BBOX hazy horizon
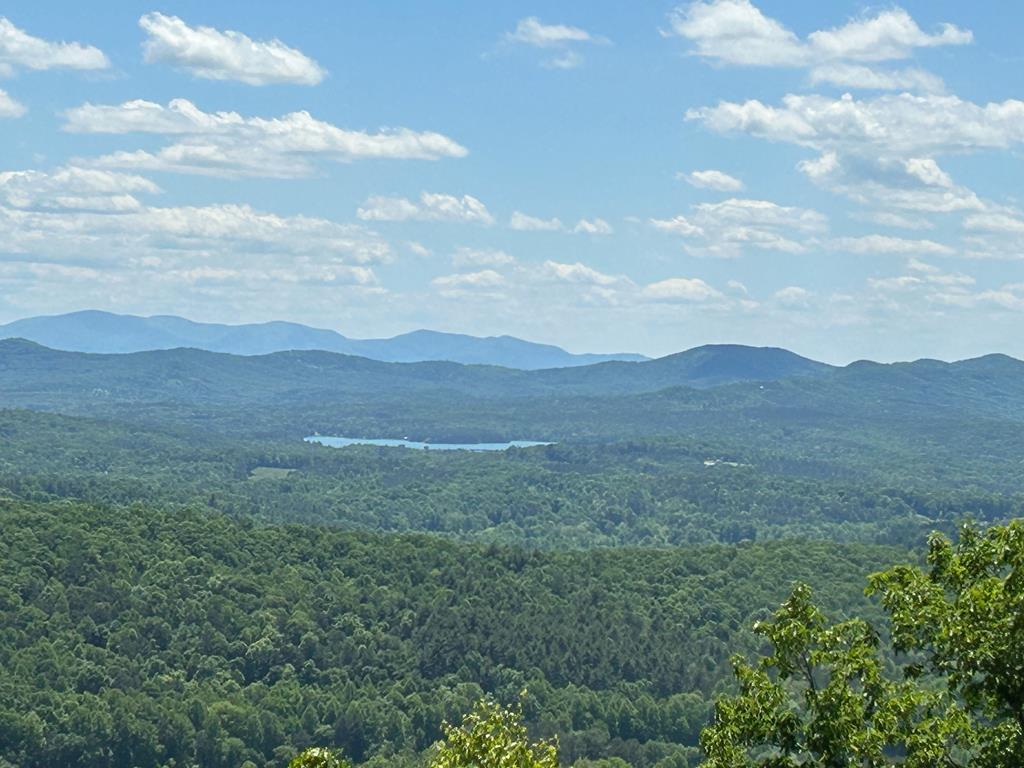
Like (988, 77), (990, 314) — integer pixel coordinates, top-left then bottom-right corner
(5, 306), (1024, 366)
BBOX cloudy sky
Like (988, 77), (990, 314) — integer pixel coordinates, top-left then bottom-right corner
(1, 1), (1022, 362)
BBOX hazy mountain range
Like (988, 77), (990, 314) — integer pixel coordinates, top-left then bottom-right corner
(0, 311), (647, 370)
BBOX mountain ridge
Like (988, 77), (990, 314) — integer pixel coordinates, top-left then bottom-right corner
(0, 310), (647, 370)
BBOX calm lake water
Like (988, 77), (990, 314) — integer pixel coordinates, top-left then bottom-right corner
(305, 436), (553, 451)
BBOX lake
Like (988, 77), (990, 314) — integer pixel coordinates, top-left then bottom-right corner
(305, 436), (553, 451)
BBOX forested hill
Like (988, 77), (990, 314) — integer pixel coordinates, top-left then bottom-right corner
(0, 310), (647, 369)
(0, 337), (829, 405)
(0, 497), (904, 768)
(1, 338), (1022, 442)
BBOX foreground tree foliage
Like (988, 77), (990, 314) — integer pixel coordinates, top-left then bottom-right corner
(701, 522), (1023, 767)
(288, 747), (352, 768)
(429, 697), (558, 768)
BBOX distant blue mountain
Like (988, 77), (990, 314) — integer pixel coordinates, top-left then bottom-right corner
(0, 310), (648, 370)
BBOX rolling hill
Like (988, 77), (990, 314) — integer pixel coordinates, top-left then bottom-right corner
(0, 310), (646, 369)
(0, 337), (833, 409)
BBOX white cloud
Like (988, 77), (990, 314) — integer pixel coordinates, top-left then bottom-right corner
(504, 17), (606, 68)
(797, 152), (983, 214)
(357, 192), (494, 224)
(806, 9), (971, 62)
(0, 201), (391, 266)
(650, 215), (704, 237)
(868, 260), (976, 303)
(666, 0), (803, 66)
(642, 277), (723, 302)
(868, 275), (924, 292)
(808, 64), (944, 93)
(652, 197), (826, 257)
(666, 2), (970, 68)
(573, 217), (613, 235)
(688, 93), (1024, 157)
(541, 260), (623, 286)
(964, 213), (1024, 234)
(0, 174), (392, 321)
(960, 214), (1024, 261)
(509, 211), (564, 231)
(926, 285), (1024, 311)
(139, 12), (325, 85)
(0, 16), (109, 73)
(545, 50), (584, 70)
(64, 99), (468, 178)
(432, 269), (506, 297)
(0, 89), (25, 118)
(507, 17), (595, 47)
(0, 166), (160, 212)
(903, 157), (952, 188)
(694, 198), (826, 231)
(830, 234), (954, 255)
(681, 169), (744, 191)
(773, 285), (811, 306)
(406, 241), (432, 257)
(452, 247), (516, 267)
(906, 258), (941, 275)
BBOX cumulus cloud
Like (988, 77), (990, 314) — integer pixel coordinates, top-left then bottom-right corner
(139, 12), (325, 85)
(651, 197), (826, 257)
(65, 98), (467, 178)
(0, 89), (25, 118)
(0, 16), (109, 74)
(681, 169), (744, 191)
(666, 2), (970, 71)
(711, 93), (995, 219)
(541, 260), (623, 286)
(808, 64), (944, 93)
(642, 277), (723, 302)
(0, 166), (161, 212)
(687, 92), (1024, 157)
(773, 285), (811, 306)
(0, 200), (391, 266)
(507, 17), (595, 46)
(509, 211), (564, 231)
(504, 17), (606, 68)
(423, 251), (740, 319)
(507, 212), (613, 235)
(357, 192), (494, 224)
(0, 166), (396, 325)
(797, 152), (983, 214)
(867, 259), (977, 304)
(406, 241), (432, 257)
(573, 217), (613, 235)
(432, 270), (506, 297)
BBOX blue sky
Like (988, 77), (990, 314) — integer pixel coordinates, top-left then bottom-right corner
(1, 1), (1022, 362)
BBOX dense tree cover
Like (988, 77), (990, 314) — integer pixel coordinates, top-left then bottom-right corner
(2, 340), (1022, 766)
(2, 409), (1018, 550)
(0, 498), (905, 767)
(3, 341), (1024, 496)
(701, 522), (1024, 767)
